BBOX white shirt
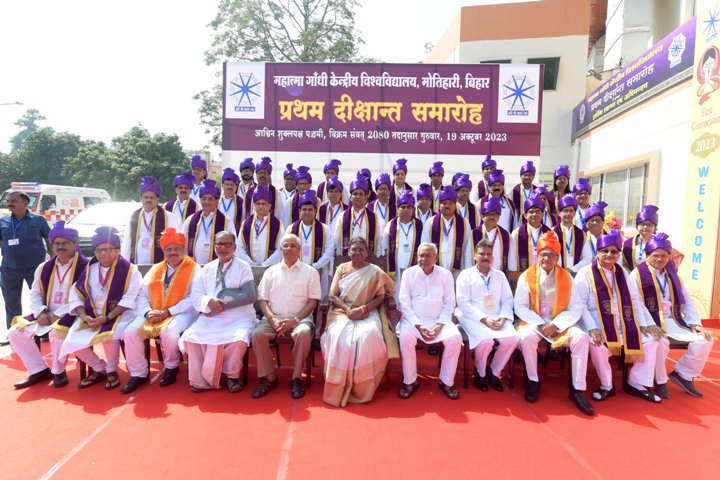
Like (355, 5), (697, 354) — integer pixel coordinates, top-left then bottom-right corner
(420, 214), (472, 271)
(135, 260), (200, 317)
(456, 266), (514, 322)
(258, 259), (322, 323)
(333, 207), (383, 257)
(416, 208), (433, 225)
(574, 205), (589, 229)
(372, 200), (391, 234)
(629, 265), (702, 327)
(284, 222), (334, 270)
(236, 214), (283, 267)
(398, 264), (455, 326)
(497, 195), (514, 232)
(323, 202), (344, 233)
(557, 224), (592, 273)
(479, 226), (505, 271)
(219, 195), (239, 228)
(381, 219), (419, 272)
(183, 211), (229, 266)
(508, 224), (542, 272)
(121, 209), (181, 264)
(513, 267), (583, 331)
(29, 258), (77, 317)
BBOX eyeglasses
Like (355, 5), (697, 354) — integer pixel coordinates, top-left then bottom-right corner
(538, 252), (558, 259)
(94, 247), (118, 254)
(637, 222), (655, 228)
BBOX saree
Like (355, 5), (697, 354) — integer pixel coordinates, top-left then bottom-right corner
(321, 262), (397, 407)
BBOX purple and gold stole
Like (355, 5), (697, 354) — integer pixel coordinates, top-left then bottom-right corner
(554, 224), (585, 267)
(589, 260), (643, 356)
(389, 182), (414, 208)
(13, 253), (89, 332)
(369, 199), (396, 224)
(387, 217), (423, 277)
(318, 202), (347, 224)
(219, 194), (243, 234)
(635, 262), (689, 330)
(238, 181), (256, 200)
(457, 201), (479, 229)
(129, 207), (167, 264)
(430, 212), (466, 270)
(622, 235), (646, 270)
(290, 193), (302, 224)
(240, 214), (282, 263)
(291, 219), (325, 263)
(472, 224), (510, 272)
(164, 197), (197, 222)
(516, 224), (550, 272)
(341, 207), (377, 255)
(317, 181), (326, 202)
(186, 211), (227, 261)
(512, 184), (535, 219)
(476, 180), (488, 201)
(243, 184), (278, 218)
(55, 257), (133, 342)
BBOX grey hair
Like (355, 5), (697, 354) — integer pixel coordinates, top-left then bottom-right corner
(418, 242), (438, 255)
(347, 236), (369, 249)
(475, 239), (493, 251)
(214, 230), (236, 243)
(280, 233), (302, 248)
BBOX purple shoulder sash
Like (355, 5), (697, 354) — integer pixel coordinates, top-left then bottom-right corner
(636, 262), (688, 329)
(430, 213), (465, 270)
(622, 236), (637, 270)
(591, 261), (642, 354)
(291, 219), (325, 263)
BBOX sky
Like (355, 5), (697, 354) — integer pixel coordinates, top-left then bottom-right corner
(0, 0), (501, 157)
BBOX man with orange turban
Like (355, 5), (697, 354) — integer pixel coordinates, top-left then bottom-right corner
(121, 228), (201, 393)
(514, 231), (594, 415)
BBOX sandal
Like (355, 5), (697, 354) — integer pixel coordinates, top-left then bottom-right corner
(591, 387), (616, 401)
(78, 371), (107, 389)
(105, 372), (121, 390)
(225, 376), (244, 393)
(438, 381), (460, 400)
(398, 382), (419, 399)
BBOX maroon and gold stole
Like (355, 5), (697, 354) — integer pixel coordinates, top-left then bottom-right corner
(387, 216), (423, 277)
(129, 207), (167, 264)
(318, 202), (347, 224)
(472, 224), (510, 272)
(589, 261), (643, 356)
(242, 184), (278, 218)
(476, 179), (489, 201)
(369, 199), (396, 224)
(240, 214), (282, 263)
(512, 184), (535, 219)
(516, 223), (550, 272)
(219, 194), (243, 234)
(430, 212), (466, 270)
(389, 182), (414, 208)
(554, 224), (585, 268)
(635, 262), (690, 330)
(186, 210), (227, 261)
(164, 198), (197, 222)
(622, 235), (645, 270)
(340, 207), (377, 255)
(291, 219), (325, 263)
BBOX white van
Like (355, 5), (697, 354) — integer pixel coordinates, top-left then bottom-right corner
(0, 182), (112, 225)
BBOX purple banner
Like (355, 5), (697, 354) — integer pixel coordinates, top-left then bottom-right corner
(223, 62), (543, 156)
(571, 18), (696, 139)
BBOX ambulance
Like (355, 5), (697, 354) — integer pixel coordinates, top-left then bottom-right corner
(0, 182), (111, 225)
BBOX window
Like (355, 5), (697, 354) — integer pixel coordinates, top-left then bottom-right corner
(83, 196), (105, 207)
(480, 59), (511, 64)
(528, 57), (560, 90)
(589, 164), (648, 227)
(40, 195), (56, 211)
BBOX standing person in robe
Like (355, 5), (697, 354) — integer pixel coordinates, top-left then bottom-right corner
(397, 243), (462, 400)
(631, 233), (715, 398)
(512, 161), (537, 220)
(120, 228), (200, 393)
(470, 155), (497, 204)
(514, 231), (594, 415)
(456, 239), (518, 392)
(471, 197), (510, 274)
(317, 176), (347, 233)
(508, 194), (551, 275)
(9, 222), (89, 389)
(219, 168), (243, 234)
(286, 166), (312, 226)
(368, 173), (395, 235)
(279, 163), (297, 203)
(334, 174), (382, 257)
(482, 169), (516, 233)
(573, 178), (592, 229)
(180, 231), (257, 393)
(454, 173), (479, 230)
(358, 168), (377, 202)
(285, 190), (334, 298)
(122, 176), (181, 265)
(533, 185), (559, 228)
(165, 171), (198, 224)
(184, 180), (229, 266)
(381, 192), (423, 302)
(554, 194), (592, 275)
(242, 156), (284, 221)
(237, 185), (283, 267)
(622, 205), (683, 270)
(415, 183), (435, 225)
(390, 158), (414, 208)
(575, 231), (664, 404)
(583, 201), (609, 261)
(59, 227), (143, 390)
(421, 186), (472, 277)
(316, 159), (349, 204)
(321, 237), (396, 407)
(550, 164), (572, 214)
(428, 161), (445, 211)
(237, 157), (256, 204)
(189, 155), (208, 203)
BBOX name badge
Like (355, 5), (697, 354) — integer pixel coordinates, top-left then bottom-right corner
(141, 237), (151, 248)
(483, 293), (495, 311)
(302, 245), (311, 258)
(611, 302), (619, 316)
(202, 242), (211, 252)
(661, 300), (671, 316)
(8, 238), (19, 246)
(402, 243), (411, 253)
(95, 294), (106, 307)
(540, 303), (550, 318)
(53, 292), (64, 304)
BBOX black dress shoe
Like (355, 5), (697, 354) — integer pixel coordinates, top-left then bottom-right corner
(591, 387), (616, 401)
(473, 370), (488, 392)
(569, 389), (595, 416)
(622, 382), (661, 403)
(14, 368), (53, 389)
(487, 368), (504, 392)
(654, 383), (670, 399)
(290, 378), (305, 399)
(159, 367), (179, 387)
(251, 377), (278, 398)
(0, 338), (10, 347)
(669, 371), (703, 398)
(525, 380), (540, 403)
(53, 371), (69, 388)
(120, 375), (149, 394)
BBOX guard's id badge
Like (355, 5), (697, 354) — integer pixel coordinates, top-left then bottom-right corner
(662, 300), (671, 316)
(53, 292), (64, 304)
(302, 245), (311, 257)
(8, 239), (19, 246)
(141, 237), (151, 248)
(402, 243), (411, 253)
(540, 303), (550, 317)
(483, 293), (495, 311)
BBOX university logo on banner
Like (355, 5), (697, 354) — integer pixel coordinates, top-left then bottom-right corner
(497, 64), (540, 124)
(225, 62), (265, 119)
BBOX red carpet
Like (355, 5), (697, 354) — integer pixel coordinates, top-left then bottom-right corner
(2, 332), (719, 480)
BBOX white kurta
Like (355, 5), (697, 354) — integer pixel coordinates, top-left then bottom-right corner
(497, 195), (515, 233)
(236, 214), (283, 267)
(322, 203), (344, 233)
(284, 222), (334, 297)
(457, 201), (479, 227)
(557, 224), (592, 273)
(416, 208), (433, 225)
(371, 200), (391, 236)
(183, 211), (229, 266)
(420, 215), (472, 271)
(169, 198), (191, 226)
(477, 226), (506, 271)
(121, 209), (181, 264)
(218, 196), (239, 229)
(381, 219), (419, 300)
(190, 183), (203, 204)
(333, 208), (383, 257)
(574, 205), (589, 229)
(508, 224), (543, 272)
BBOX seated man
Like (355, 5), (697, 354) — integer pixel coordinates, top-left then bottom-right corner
(59, 227), (143, 390)
(575, 231), (663, 404)
(398, 243), (462, 400)
(180, 231), (257, 393)
(121, 228), (201, 393)
(631, 233), (715, 398)
(251, 234), (321, 399)
(456, 239), (518, 392)
(9, 221), (89, 389)
(514, 231), (594, 415)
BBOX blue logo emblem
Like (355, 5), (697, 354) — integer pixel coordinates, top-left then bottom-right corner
(703, 5), (719, 43)
(502, 75), (535, 117)
(229, 72), (262, 112)
(668, 32), (686, 68)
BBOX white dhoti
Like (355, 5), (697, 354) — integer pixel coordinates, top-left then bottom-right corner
(398, 320), (462, 386)
(123, 312), (198, 378)
(588, 333), (658, 390)
(518, 324), (589, 390)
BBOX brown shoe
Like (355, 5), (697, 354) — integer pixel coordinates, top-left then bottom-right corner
(438, 381), (460, 400)
(398, 382), (419, 399)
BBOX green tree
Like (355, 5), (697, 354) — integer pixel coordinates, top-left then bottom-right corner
(195, 0), (366, 146)
(15, 129), (83, 184)
(10, 109), (52, 152)
(0, 152), (22, 189)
